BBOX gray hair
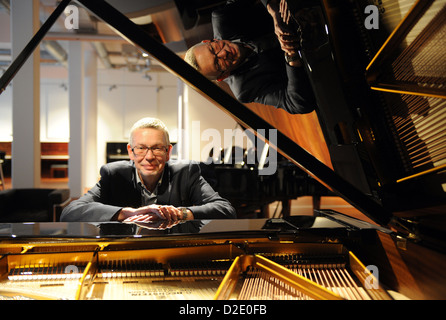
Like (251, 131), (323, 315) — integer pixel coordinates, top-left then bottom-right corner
(184, 43), (202, 71)
(184, 43), (219, 81)
(129, 117), (170, 145)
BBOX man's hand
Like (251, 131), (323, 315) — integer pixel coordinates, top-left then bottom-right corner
(279, 0), (292, 24)
(117, 204), (193, 222)
(267, 0), (300, 56)
(130, 219), (181, 230)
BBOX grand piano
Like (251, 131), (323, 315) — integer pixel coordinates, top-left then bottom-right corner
(0, 0), (445, 301)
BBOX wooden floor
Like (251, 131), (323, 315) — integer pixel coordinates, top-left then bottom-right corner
(1, 176), (371, 223)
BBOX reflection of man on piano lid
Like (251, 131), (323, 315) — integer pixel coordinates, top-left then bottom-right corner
(61, 117), (236, 222)
(184, 0), (317, 115)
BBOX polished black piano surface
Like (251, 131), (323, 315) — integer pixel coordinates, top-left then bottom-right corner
(0, 215), (361, 239)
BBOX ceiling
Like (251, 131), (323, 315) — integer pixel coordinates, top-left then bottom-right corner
(0, 0), (221, 74)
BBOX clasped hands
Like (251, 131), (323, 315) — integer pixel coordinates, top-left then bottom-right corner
(117, 204), (189, 222)
(267, 0), (302, 66)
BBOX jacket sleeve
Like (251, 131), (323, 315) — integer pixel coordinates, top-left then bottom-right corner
(182, 162), (236, 219)
(60, 165), (125, 222)
(252, 64), (316, 114)
(228, 55), (317, 115)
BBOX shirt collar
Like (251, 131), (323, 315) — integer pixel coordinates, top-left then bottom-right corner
(134, 164), (164, 195)
(226, 40), (257, 76)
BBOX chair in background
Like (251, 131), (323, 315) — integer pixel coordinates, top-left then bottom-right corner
(0, 188), (71, 222)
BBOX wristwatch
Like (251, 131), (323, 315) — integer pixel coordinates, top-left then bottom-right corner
(179, 207), (189, 220)
(285, 53), (300, 65)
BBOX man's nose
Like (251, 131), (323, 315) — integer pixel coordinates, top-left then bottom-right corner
(144, 148), (156, 160)
(217, 47), (228, 59)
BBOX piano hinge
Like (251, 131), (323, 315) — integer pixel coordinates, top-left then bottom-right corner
(21, 245), (34, 254)
(395, 235), (407, 250)
(98, 244), (108, 251)
(389, 217), (420, 247)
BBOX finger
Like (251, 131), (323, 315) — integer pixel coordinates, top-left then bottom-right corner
(279, 35), (299, 44)
(284, 10), (291, 24)
(282, 48), (295, 55)
(124, 214), (149, 222)
(160, 205), (178, 221)
(280, 0), (286, 17)
(280, 1), (290, 24)
(157, 221), (170, 229)
(140, 214), (158, 222)
(155, 208), (167, 220)
(159, 206), (170, 220)
(285, 48), (299, 56)
(138, 204), (159, 214)
(141, 204), (166, 219)
(280, 43), (298, 55)
(168, 206), (183, 221)
(279, 39), (299, 52)
(123, 215), (136, 222)
(141, 214), (157, 221)
(281, 41), (299, 50)
(275, 25), (297, 39)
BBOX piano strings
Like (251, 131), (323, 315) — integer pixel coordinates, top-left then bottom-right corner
(237, 263), (370, 300)
(365, 0), (446, 182)
(2, 253), (385, 300)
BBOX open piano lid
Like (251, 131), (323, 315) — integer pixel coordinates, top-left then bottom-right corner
(0, 0), (444, 251)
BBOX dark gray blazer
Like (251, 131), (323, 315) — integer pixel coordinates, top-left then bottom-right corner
(60, 160), (236, 222)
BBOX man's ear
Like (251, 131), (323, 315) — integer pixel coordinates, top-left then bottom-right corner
(202, 39), (220, 43)
(165, 144), (173, 161)
(127, 144), (135, 160)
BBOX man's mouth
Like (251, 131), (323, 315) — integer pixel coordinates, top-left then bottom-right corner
(142, 163), (157, 171)
(229, 46), (240, 65)
(231, 46), (237, 58)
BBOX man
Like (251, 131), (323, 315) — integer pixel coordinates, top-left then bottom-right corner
(184, 0), (317, 115)
(61, 117), (236, 222)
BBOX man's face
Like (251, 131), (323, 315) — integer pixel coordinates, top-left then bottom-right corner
(194, 39), (242, 80)
(127, 128), (171, 183)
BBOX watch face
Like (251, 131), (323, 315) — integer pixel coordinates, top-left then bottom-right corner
(180, 207), (188, 219)
(285, 54), (297, 63)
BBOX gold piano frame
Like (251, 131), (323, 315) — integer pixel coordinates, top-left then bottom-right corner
(0, 236), (390, 300)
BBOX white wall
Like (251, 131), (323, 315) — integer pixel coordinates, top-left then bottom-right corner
(0, 66), (70, 143)
(96, 68), (180, 171)
(0, 63), (243, 188)
(185, 86), (247, 162)
(40, 79), (70, 142)
(0, 86), (12, 141)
